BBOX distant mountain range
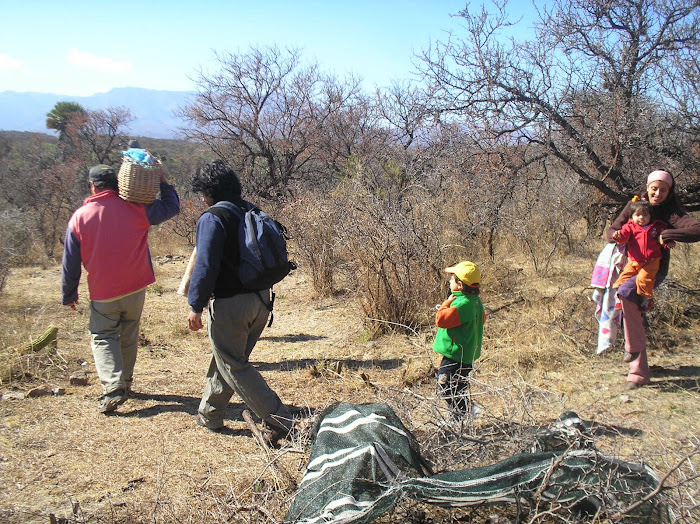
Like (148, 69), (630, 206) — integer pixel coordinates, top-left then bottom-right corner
(0, 87), (194, 139)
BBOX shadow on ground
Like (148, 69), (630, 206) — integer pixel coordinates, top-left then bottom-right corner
(650, 365), (700, 393)
(256, 357), (405, 372)
(590, 422), (643, 438)
(110, 391), (318, 426)
(262, 333), (327, 343)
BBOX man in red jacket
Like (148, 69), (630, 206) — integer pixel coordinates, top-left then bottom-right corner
(61, 164), (179, 413)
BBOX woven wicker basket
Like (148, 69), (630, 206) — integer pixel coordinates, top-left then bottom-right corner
(118, 157), (161, 204)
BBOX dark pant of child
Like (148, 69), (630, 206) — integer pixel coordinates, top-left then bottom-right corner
(436, 356), (473, 418)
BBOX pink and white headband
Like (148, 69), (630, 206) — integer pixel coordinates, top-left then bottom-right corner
(647, 170), (673, 188)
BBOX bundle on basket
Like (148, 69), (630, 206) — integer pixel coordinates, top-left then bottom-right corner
(117, 153), (162, 204)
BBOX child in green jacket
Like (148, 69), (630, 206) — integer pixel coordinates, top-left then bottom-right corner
(433, 261), (485, 418)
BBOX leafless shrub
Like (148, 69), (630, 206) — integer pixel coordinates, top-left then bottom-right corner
(283, 194), (344, 296)
(166, 197), (207, 247)
(331, 176), (447, 336)
(0, 207), (38, 294)
(473, 164), (595, 275)
(0, 140), (80, 258)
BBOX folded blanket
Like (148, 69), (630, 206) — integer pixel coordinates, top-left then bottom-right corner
(591, 243), (626, 354)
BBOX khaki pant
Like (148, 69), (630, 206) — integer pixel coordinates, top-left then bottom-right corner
(89, 289), (146, 395)
(199, 291), (293, 432)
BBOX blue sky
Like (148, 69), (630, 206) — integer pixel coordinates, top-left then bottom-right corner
(1, 1), (540, 97)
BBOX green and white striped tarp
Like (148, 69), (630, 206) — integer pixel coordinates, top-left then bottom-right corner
(284, 403), (667, 523)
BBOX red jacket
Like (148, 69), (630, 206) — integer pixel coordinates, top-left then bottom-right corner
(61, 185), (179, 303)
(616, 220), (666, 262)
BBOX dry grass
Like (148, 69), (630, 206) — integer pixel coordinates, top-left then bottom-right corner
(1, 233), (699, 523)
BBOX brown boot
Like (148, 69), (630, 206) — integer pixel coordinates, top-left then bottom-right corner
(623, 351), (639, 363)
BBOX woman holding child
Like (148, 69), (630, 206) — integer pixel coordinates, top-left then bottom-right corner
(606, 170), (700, 390)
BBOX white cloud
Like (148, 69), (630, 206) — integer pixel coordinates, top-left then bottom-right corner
(66, 49), (132, 73)
(0, 53), (24, 70)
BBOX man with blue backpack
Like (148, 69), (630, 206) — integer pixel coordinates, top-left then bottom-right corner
(187, 160), (295, 442)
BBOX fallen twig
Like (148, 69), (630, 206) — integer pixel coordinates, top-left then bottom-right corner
(613, 445), (700, 520)
(242, 409), (298, 492)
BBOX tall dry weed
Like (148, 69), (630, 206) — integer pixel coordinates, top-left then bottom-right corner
(0, 207), (50, 294)
(282, 195), (342, 296)
(147, 225), (193, 258)
(331, 178), (446, 335)
(0, 282), (77, 386)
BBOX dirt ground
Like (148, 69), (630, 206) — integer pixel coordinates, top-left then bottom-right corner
(0, 254), (698, 523)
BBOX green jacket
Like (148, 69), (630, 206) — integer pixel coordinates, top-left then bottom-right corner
(432, 291), (484, 364)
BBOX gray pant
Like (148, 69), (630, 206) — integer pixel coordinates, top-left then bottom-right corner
(199, 291), (293, 431)
(89, 289), (146, 396)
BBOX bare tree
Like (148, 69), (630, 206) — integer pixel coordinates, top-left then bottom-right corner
(376, 81), (435, 150)
(419, 0), (700, 207)
(0, 137), (84, 258)
(371, 81), (461, 196)
(659, 48), (700, 199)
(316, 90), (389, 185)
(180, 45), (362, 200)
(0, 107), (133, 259)
(64, 107), (133, 166)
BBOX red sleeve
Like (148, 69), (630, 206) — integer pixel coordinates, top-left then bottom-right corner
(435, 300), (462, 329)
(615, 222), (632, 244)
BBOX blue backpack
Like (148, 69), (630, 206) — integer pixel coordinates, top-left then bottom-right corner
(211, 201), (296, 293)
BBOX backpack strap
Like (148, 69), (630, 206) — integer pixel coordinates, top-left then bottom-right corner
(211, 200), (248, 216)
(213, 201), (268, 271)
(211, 201), (277, 326)
(256, 290), (276, 327)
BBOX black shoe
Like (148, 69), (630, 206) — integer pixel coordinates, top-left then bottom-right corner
(98, 389), (127, 414)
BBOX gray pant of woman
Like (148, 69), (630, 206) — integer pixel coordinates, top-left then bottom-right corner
(198, 291), (293, 431)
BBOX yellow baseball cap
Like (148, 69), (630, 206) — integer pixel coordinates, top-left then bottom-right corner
(445, 261), (481, 286)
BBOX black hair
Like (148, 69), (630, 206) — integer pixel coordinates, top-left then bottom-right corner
(629, 200), (651, 216)
(462, 284), (480, 295)
(191, 160), (242, 203)
(92, 178), (118, 191)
